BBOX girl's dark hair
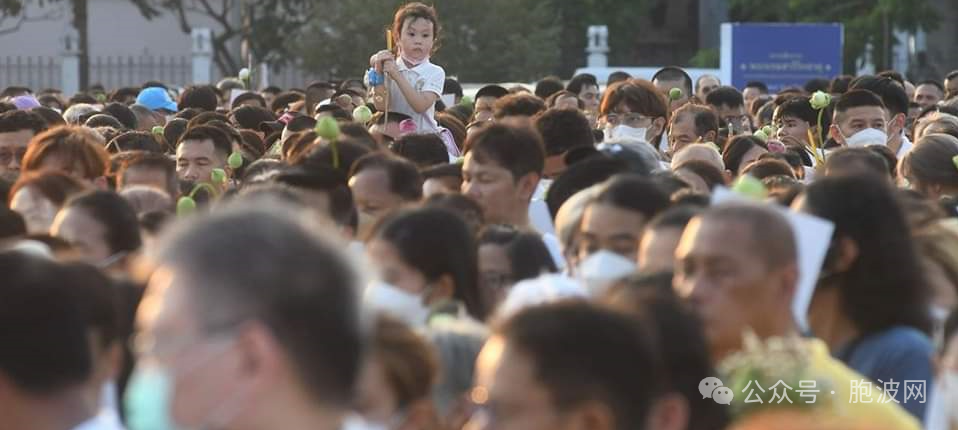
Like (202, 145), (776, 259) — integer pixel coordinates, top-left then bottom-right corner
(721, 135), (767, 176)
(478, 224), (558, 282)
(741, 158), (794, 180)
(374, 207), (484, 320)
(901, 133), (958, 190)
(391, 2), (441, 53)
(803, 175), (932, 335)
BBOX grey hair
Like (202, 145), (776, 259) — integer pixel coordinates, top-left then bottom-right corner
(600, 137), (663, 175)
(62, 103), (98, 126)
(119, 185), (172, 215)
(670, 143), (724, 171)
(915, 112), (958, 140)
(554, 185), (600, 252)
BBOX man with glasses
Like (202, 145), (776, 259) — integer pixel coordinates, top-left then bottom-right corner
(0, 110), (47, 182)
(705, 86), (752, 138)
(125, 201), (363, 430)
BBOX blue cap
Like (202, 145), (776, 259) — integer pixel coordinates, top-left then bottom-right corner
(136, 87), (177, 113)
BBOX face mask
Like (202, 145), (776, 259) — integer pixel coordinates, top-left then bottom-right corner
(927, 371), (958, 430)
(341, 414), (387, 430)
(604, 124), (648, 143)
(124, 362), (181, 430)
(842, 128), (888, 147)
(363, 281), (431, 327)
(576, 250), (637, 296)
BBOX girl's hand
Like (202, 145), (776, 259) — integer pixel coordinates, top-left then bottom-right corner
(369, 50), (395, 72)
(382, 58), (399, 78)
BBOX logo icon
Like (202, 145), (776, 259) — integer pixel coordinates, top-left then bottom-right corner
(699, 377), (724, 399)
(713, 387), (735, 405)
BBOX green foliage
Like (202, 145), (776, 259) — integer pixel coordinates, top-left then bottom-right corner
(728, 0), (940, 73)
(299, 0), (563, 82)
(690, 48), (720, 68)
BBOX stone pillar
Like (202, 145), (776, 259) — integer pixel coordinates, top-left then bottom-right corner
(586, 26), (609, 68)
(192, 28), (213, 84)
(60, 29), (80, 97)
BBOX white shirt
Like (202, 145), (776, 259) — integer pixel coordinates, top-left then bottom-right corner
(388, 58), (445, 133)
(527, 179), (567, 271)
(897, 132), (913, 159)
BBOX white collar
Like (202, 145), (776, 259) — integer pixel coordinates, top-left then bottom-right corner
(398, 56), (429, 72)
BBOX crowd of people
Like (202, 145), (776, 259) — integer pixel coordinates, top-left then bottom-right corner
(4, 2), (958, 430)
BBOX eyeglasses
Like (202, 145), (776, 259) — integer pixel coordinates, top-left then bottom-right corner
(0, 147), (27, 165)
(604, 113), (653, 128)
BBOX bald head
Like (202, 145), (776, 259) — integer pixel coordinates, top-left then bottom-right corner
(670, 143), (724, 171)
(699, 203), (796, 269)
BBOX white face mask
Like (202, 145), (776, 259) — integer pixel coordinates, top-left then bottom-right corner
(363, 281), (430, 327)
(342, 414), (388, 430)
(842, 127), (888, 147)
(927, 371), (958, 430)
(604, 124), (648, 143)
(575, 250), (637, 296)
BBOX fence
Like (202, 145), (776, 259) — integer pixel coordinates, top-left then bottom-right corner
(0, 56), (61, 90)
(89, 56), (192, 89)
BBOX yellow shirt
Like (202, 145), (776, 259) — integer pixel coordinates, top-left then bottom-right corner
(805, 338), (922, 430)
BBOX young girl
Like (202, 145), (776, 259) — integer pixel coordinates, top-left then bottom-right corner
(370, 3), (458, 156)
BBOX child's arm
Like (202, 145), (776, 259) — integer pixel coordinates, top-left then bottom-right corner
(383, 58), (438, 114)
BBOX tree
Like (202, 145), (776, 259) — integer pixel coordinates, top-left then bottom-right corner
(298, 0), (562, 83)
(728, 0), (940, 73)
(147, 0), (315, 77)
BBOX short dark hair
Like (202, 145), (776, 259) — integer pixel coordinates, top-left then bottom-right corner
(300, 139), (373, 175)
(101, 103), (138, 130)
(261, 86), (282, 95)
(645, 204), (701, 232)
(0, 110), (47, 134)
(705, 86), (744, 109)
(118, 151), (177, 196)
(495, 302), (667, 430)
(652, 66), (693, 97)
(829, 75), (854, 95)
(349, 152), (423, 202)
(0, 206), (26, 239)
(178, 85), (219, 112)
(186, 111), (230, 129)
(917, 79), (945, 94)
(31, 107), (66, 128)
(803, 78), (831, 94)
(230, 105), (275, 131)
(108, 131), (166, 154)
(443, 78), (463, 98)
(594, 174), (670, 220)
(774, 95), (817, 125)
(390, 133), (448, 168)
(177, 125), (232, 158)
(162, 118), (189, 150)
(850, 75), (909, 116)
(602, 274), (730, 430)
(741, 158), (795, 180)
(545, 155), (627, 218)
(608, 71), (632, 85)
(231, 92), (268, 110)
(744, 81), (769, 93)
(803, 175), (932, 335)
(534, 77), (564, 100)
(371, 111), (412, 126)
(877, 70), (905, 86)
(599, 80), (669, 126)
(109, 87), (140, 103)
(478, 224), (558, 282)
(63, 190), (142, 254)
(0, 252), (93, 395)
(83, 113), (124, 130)
(374, 207), (484, 320)
(566, 74), (599, 95)
(475, 85), (509, 100)
(535, 108), (593, 156)
(464, 124), (545, 181)
(833, 89), (886, 122)
(270, 91), (305, 114)
(493, 94), (546, 119)
(276, 165), (355, 229)
(824, 147), (890, 179)
(153, 203), (363, 406)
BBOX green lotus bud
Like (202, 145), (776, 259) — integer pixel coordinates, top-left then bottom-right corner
(151, 126), (164, 136)
(353, 105), (373, 124)
(228, 151), (244, 170)
(176, 196), (197, 216)
(753, 129), (769, 142)
(762, 125), (774, 136)
(211, 168), (227, 184)
(952, 155), (958, 172)
(732, 175), (768, 200)
(668, 87), (683, 101)
(95, 93), (106, 103)
(459, 95), (473, 106)
(238, 68), (250, 81)
(810, 91), (831, 110)
(315, 116), (340, 140)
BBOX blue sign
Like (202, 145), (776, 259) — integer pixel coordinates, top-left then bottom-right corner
(721, 23), (843, 93)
